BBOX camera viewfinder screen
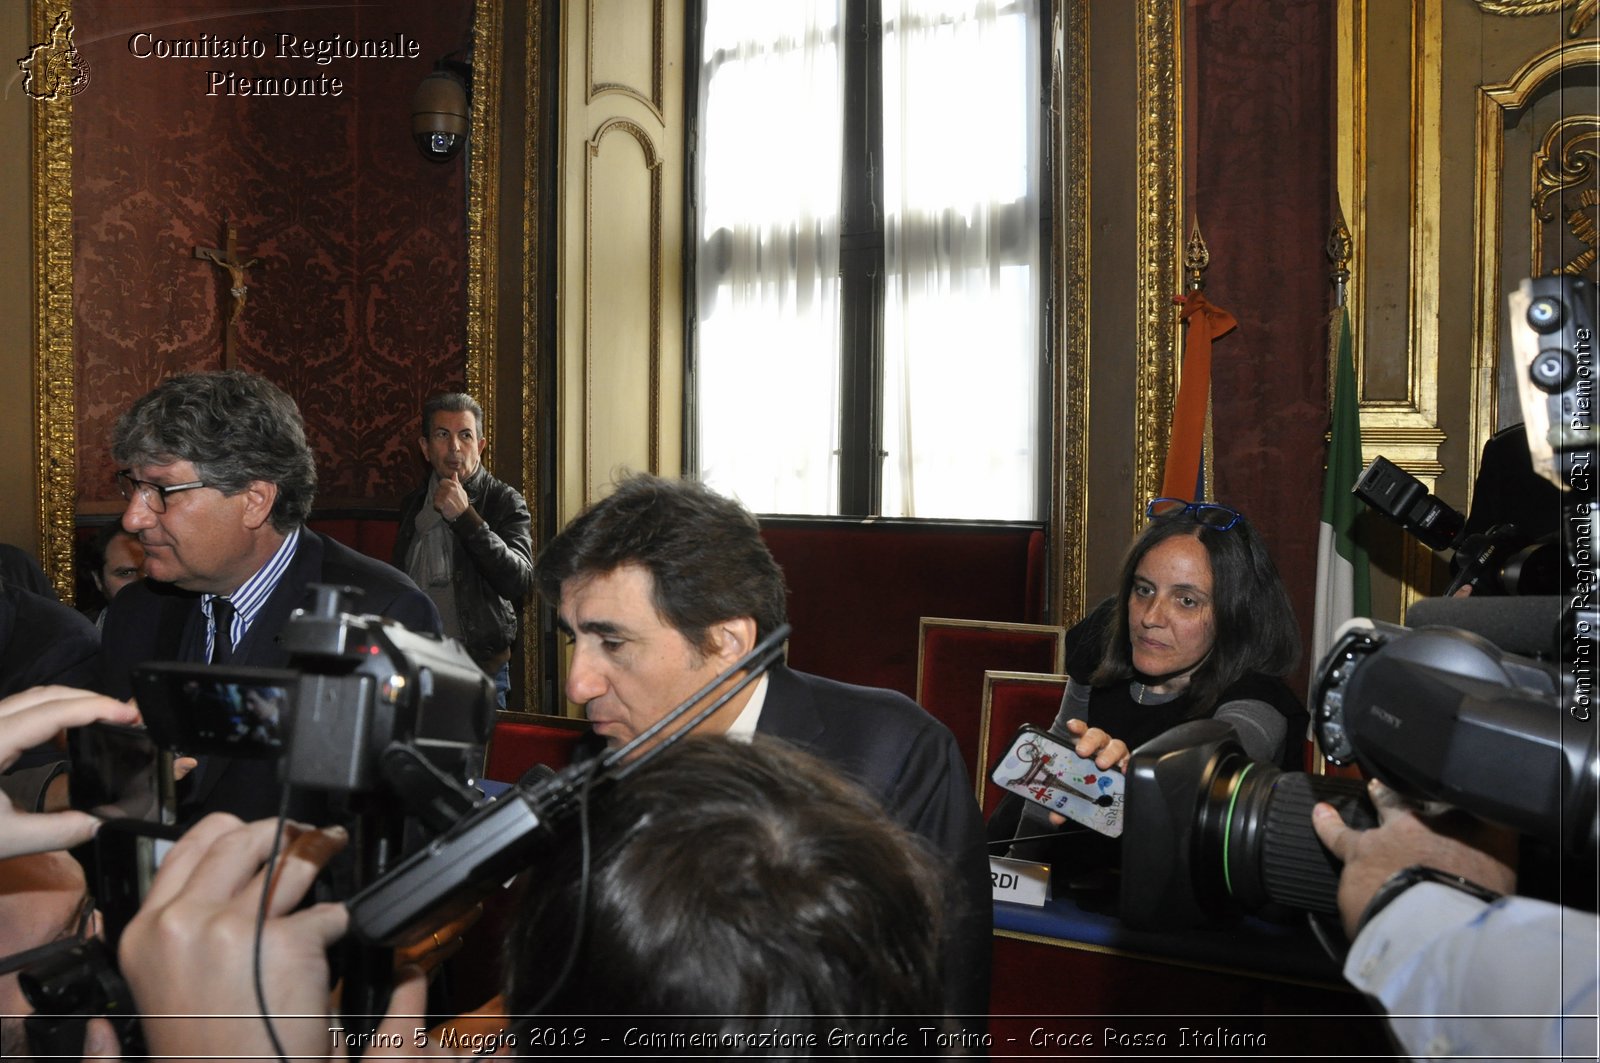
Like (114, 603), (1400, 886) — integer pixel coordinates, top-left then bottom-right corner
(178, 678), (290, 755)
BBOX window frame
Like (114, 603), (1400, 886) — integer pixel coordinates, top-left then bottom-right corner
(684, 0), (1054, 520)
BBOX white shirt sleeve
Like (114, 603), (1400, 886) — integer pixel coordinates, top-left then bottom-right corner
(1344, 882), (1599, 1061)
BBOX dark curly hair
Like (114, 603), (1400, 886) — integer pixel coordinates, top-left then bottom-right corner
(112, 371), (317, 533)
(535, 473), (787, 652)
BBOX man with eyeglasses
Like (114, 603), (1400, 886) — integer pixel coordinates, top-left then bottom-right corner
(96, 370), (439, 823)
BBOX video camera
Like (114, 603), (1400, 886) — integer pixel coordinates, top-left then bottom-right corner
(1119, 618), (1596, 929)
(1117, 274), (1597, 931)
(18, 586), (496, 1059)
(17, 584), (793, 1061)
(1353, 275), (1595, 598)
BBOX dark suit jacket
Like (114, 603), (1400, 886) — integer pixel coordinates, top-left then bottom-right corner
(0, 582), (100, 696)
(0, 582), (103, 811)
(97, 529), (440, 822)
(757, 664), (993, 1019)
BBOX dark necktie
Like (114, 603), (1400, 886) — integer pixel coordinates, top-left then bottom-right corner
(211, 598), (236, 664)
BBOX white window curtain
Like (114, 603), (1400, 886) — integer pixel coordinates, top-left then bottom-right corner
(881, 0), (1041, 520)
(695, 1), (845, 515)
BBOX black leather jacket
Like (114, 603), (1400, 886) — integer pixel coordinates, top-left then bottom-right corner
(393, 466), (534, 666)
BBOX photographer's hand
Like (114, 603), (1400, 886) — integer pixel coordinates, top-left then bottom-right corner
(119, 815), (351, 1062)
(1312, 779), (1518, 938)
(0, 686), (138, 858)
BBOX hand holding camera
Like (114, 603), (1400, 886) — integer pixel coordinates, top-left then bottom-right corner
(1311, 779), (1519, 938)
(117, 814), (429, 1062)
(0, 686), (138, 860)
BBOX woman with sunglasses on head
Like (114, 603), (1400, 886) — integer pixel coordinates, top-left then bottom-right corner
(992, 499), (1306, 877)
(1052, 498), (1306, 774)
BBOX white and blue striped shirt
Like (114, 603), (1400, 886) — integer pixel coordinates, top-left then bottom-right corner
(201, 526), (302, 663)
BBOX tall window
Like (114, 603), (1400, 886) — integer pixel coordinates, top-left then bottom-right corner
(692, 0), (1044, 520)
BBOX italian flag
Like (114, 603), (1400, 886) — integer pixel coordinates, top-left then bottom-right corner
(1310, 305), (1371, 673)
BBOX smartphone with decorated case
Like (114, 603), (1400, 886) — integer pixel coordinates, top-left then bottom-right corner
(990, 723), (1124, 837)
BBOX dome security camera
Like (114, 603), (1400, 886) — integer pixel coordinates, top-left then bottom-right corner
(412, 65), (470, 163)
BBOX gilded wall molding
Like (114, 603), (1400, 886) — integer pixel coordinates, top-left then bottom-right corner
(1337, 0), (1447, 612)
(1337, 0), (1445, 469)
(1532, 118), (1600, 276)
(466, 0), (502, 434)
(1472, 39), (1600, 502)
(1474, 0), (1597, 36)
(582, 117), (663, 502)
(1132, 0), (1184, 535)
(521, 0), (545, 714)
(585, 0), (666, 123)
(31, 0), (76, 602)
(1051, 1), (1090, 625)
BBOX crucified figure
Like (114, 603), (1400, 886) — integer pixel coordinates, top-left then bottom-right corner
(194, 221), (260, 367)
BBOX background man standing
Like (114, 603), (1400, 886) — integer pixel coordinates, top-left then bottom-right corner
(394, 393), (534, 708)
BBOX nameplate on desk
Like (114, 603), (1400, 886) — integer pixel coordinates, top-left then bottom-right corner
(990, 856), (1049, 906)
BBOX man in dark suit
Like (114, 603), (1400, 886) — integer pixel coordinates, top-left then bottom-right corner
(536, 473), (992, 1021)
(97, 371), (439, 823)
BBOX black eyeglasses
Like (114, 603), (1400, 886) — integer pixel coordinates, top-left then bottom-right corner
(116, 470), (210, 513)
(1147, 497), (1243, 530)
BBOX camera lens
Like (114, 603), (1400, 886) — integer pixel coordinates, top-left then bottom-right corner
(429, 132), (458, 155)
(1201, 759), (1374, 914)
(1526, 295), (1564, 333)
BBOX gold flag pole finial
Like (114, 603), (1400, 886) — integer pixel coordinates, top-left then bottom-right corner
(1327, 209), (1353, 309)
(1184, 222), (1210, 291)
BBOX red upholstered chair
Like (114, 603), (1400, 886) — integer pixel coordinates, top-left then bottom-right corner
(761, 520), (1047, 697)
(915, 617), (1065, 784)
(976, 670), (1069, 816)
(483, 713), (589, 783)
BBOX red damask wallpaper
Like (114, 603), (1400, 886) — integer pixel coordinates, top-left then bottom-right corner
(1189, 0), (1335, 689)
(72, 0), (473, 510)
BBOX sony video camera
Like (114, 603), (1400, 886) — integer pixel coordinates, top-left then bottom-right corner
(1118, 618), (1595, 930)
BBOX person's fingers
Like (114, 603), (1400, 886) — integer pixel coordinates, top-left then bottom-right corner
(173, 755), (199, 780)
(1311, 800), (1350, 859)
(1097, 740), (1129, 772)
(275, 899), (350, 950)
(1072, 727), (1108, 757)
(1062, 718), (1088, 737)
(1047, 811), (1067, 828)
(260, 824), (348, 916)
(1367, 779), (1413, 825)
(0, 809), (104, 858)
(80, 1016), (122, 1060)
(0, 685), (110, 719)
(393, 904), (482, 974)
(135, 812), (249, 909)
(0, 691), (139, 767)
(0, 686), (137, 723)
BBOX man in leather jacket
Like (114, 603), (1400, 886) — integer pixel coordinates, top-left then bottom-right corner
(394, 393), (534, 707)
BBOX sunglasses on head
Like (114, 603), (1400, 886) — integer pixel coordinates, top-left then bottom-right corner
(1146, 497), (1243, 530)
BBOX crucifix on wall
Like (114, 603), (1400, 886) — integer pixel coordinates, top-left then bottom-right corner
(194, 218), (260, 368)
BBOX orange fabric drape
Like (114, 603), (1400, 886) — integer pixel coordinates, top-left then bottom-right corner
(1161, 291), (1237, 501)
